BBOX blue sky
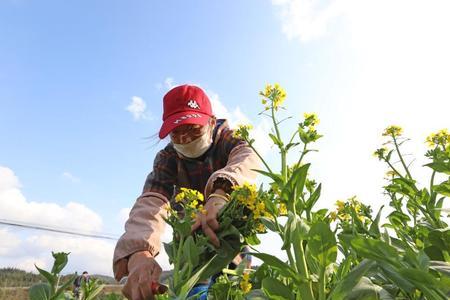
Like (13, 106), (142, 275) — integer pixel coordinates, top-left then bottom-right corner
(1, 0), (449, 274)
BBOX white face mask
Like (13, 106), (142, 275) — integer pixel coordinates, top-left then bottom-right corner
(172, 128), (213, 158)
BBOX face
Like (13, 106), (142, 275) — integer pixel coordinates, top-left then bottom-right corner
(170, 118), (216, 144)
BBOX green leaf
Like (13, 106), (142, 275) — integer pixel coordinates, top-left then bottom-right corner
(245, 233), (261, 245)
(261, 277), (295, 300)
(285, 142), (300, 152)
(403, 249), (429, 271)
(387, 211), (410, 227)
(281, 213), (295, 250)
(398, 268), (448, 300)
(307, 221), (337, 267)
(368, 206), (383, 238)
(433, 181), (450, 197)
(178, 255), (217, 299)
(305, 183), (321, 211)
(281, 163), (310, 203)
(350, 237), (400, 267)
(391, 177), (418, 195)
(183, 236), (199, 267)
(199, 225), (241, 280)
(345, 277), (394, 300)
(29, 283), (51, 300)
(429, 228), (450, 252)
(54, 275), (77, 300)
(377, 262), (415, 293)
(163, 242), (174, 262)
(330, 259), (377, 300)
(249, 252), (299, 282)
(260, 217), (277, 232)
(252, 169), (284, 187)
(35, 265), (56, 289)
(424, 245), (446, 261)
(269, 133), (283, 148)
(51, 252), (69, 275)
(245, 289), (269, 300)
(425, 161), (450, 175)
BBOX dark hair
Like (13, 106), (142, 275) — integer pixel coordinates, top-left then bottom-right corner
(82, 271), (88, 274)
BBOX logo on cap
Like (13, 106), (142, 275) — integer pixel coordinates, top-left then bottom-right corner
(187, 100), (200, 109)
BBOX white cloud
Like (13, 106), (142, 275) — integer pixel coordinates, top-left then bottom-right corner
(270, 0), (450, 195)
(271, 0), (348, 42)
(62, 171), (80, 183)
(126, 96), (151, 121)
(0, 166), (115, 275)
(155, 77), (177, 91)
(0, 228), (21, 256)
(164, 77), (176, 90)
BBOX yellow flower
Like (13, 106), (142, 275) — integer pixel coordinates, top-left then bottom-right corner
(373, 147), (388, 159)
(190, 211), (197, 219)
(240, 273), (252, 294)
(303, 113), (320, 128)
(425, 129), (450, 148)
(198, 204), (207, 215)
(175, 188), (204, 208)
(338, 213), (351, 222)
(358, 214), (366, 222)
(330, 211), (337, 221)
(278, 203), (287, 216)
(259, 83), (287, 111)
(233, 124), (253, 140)
(382, 125), (403, 137)
(175, 191), (185, 203)
(256, 223), (265, 233)
(336, 200), (345, 211)
(385, 170), (397, 178)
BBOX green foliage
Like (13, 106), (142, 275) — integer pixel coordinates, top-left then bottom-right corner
(0, 268), (43, 287)
(80, 278), (104, 300)
(228, 85), (450, 300)
(29, 252), (75, 300)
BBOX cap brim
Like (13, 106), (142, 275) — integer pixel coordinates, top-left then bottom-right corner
(159, 111), (210, 139)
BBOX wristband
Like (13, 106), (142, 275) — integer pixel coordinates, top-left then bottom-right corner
(208, 193), (230, 202)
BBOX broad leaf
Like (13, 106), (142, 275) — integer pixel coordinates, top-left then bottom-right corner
(261, 277), (295, 300)
(308, 222), (337, 267)
(29, 283), (51, 300)
(330, 259), (376, 300)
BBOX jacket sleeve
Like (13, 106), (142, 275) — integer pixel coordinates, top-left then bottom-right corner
(112, 150), (176, 281)
(204, 129), (261, 197)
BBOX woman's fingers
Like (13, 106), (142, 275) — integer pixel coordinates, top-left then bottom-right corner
(191, 214), (201, 232)
(201, 217), (220, 247)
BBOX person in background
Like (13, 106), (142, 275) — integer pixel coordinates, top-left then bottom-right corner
(73, 271), (90, 299)
(113, 84), (259, 300)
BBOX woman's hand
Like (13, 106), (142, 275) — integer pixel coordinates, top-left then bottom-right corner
(191, 190), (228, 247)
(122, 250), (162, 300)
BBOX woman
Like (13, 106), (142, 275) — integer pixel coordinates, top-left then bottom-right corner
(113, 84), (259, 300)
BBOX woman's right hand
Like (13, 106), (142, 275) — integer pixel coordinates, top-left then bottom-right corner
(122, 250), (162, 300)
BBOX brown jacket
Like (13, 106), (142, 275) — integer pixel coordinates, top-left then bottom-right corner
(113, 120), (260, 280)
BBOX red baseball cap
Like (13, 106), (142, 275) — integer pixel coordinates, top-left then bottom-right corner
(159, 84), (213, 139)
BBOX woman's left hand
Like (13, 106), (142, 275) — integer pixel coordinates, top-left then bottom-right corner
(191, 195), (227, 248)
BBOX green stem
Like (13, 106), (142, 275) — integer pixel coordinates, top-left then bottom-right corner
(430, 170), (436, 194)
(271, 107), (286, 182)
(393, 135), (413, 179)
(294, 241), (315, 300)
(296, 143), (308, 167)
(274, 217), (297, 272)
(385, 159), (404, 179)
(318, 266), (326, 300)
(246, 139), (273, 173)
(173, 237), (185, 288)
